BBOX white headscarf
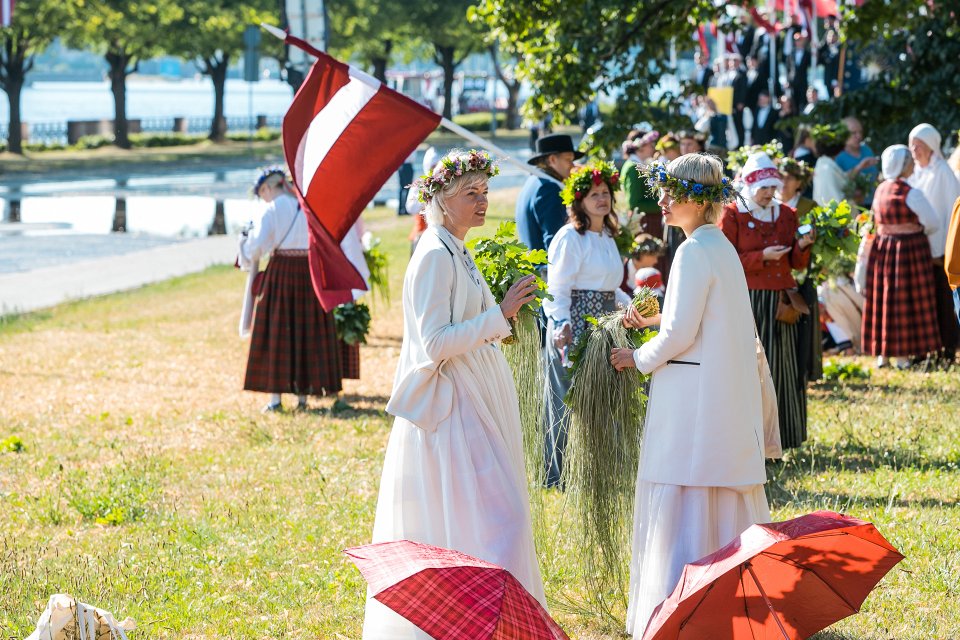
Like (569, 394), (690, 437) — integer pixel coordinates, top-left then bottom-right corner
(881, 144), (911, 181)
(741, 152), (784, 202)
(908, 123), (943, 159)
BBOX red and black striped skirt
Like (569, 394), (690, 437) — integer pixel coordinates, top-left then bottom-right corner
(244, 252), (343, 395)
(862, 233), (941, 357)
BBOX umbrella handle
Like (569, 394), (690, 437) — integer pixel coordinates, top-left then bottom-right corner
(745, 563), (791, 640)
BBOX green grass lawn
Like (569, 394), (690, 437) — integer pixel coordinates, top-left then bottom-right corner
(1, 199), (959, 638)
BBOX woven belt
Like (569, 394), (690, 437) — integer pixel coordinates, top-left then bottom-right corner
(272, 249), (309, 257)
(876, 223), (923, 236)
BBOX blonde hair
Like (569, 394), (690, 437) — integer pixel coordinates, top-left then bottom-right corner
(423, 168), (489, 227)
(665, 153), (726, 223)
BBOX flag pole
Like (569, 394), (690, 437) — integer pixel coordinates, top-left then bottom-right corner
(260, 23), (561, 186)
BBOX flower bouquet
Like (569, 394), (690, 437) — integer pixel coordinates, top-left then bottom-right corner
(562, 287), (660, 592)
(333, 301), (371, 346)
(467, 221), (551, 490)
(799, 199), (861, 283)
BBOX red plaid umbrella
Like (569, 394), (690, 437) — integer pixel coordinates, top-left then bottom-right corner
(345, 540), (568, 640)
(641, 510), (904, 640)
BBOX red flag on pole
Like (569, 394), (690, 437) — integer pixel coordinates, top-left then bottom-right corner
(281, 33), (441, 310)
(1, 0), (16, 27)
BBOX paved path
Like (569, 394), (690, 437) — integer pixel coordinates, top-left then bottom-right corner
(0, 235), (236, 316)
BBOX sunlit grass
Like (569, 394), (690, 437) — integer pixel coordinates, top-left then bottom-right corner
(1, 197), (958, 638)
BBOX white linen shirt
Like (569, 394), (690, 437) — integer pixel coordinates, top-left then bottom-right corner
(812, 155), (848, 206)
(238, 193), (307, 268)
(909, 157), (960, 258)
(542, 223), (631, 324)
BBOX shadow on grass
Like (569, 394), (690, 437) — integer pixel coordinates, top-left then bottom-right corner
(768, 440), (960, 476)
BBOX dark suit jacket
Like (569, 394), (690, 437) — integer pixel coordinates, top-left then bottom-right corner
(751, 107), (779, 145)
(695, 66), (714, 90)
(515, 175), (565, 252)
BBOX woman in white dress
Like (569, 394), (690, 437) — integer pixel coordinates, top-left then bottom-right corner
(364, 150), (545, 639)
(611, 153), (770, 638)
(543, 162), (633, 487)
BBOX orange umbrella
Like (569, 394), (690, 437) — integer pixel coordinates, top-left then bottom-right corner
(641, 510), (903, 640)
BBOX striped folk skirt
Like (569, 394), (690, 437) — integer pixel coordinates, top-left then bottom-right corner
(862, 233), (941, 357)
(749, 289), (807, 450)
(244, 252), (343, 396)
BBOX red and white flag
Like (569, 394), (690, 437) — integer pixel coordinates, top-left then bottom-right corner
(1, 0), (16, 27)
(282, 34), (441, 310)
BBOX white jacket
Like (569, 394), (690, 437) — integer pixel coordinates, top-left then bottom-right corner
(385, 226), (511, 432)
(633, 224), (766, 486)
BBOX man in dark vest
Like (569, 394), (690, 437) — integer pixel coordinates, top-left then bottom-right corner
(515, 133), (582, 252)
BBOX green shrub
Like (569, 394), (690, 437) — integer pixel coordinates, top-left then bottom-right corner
(451, 112), (507, 132)
(24, 141), (68, 152)
(822, 359), (871, 382)
(226, 128), (281, 142)
(129, 132), (206, 148)
(71, 135), (114, 150)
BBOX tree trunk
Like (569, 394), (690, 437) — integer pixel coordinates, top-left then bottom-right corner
(487, 45), (521, 130)
(2, 40), (28, 154)
(208, 55), (229, 142)
(105, 49), (131, 149)
(371, 40), (392, 84)
(436, 45), (456, 120)
(505, 82), (521, 129)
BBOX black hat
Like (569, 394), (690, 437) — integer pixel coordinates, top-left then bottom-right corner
(527, 134), (585, 165)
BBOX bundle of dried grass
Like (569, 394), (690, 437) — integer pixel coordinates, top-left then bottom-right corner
(562, 288), (659, 611)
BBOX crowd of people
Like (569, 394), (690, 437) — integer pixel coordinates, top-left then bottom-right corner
(234, 110), (959, 639)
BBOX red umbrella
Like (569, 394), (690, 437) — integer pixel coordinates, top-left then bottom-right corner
(641, 510), (904, 640)
(345, 540), (568, 640)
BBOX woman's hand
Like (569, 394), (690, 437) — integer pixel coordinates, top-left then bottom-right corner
(797, 227), (816, 250)
(500, 274), (538, 320)
(762, 245), (791, 262)
(610, 347), (638, 371)
(622, 305), (661, 329)
(553, 322), (572, 349)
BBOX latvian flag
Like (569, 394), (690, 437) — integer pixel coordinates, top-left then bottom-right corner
(1, 0), (15, 27)
(282, 35), (441, 310)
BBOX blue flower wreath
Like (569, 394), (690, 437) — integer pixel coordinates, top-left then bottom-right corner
(252, 165), (288, 197)
(638, 160), (741, 206)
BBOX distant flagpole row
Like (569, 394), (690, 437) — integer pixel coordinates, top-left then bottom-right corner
(260, 23), (562, 187)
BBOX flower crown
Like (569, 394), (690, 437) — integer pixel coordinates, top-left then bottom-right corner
(639, 160), (741, 206)
(252, 165), (288, 196)
(779, 156), (814, 186)
(810, 123), (849, 147)
(414, 149), (499, 203)
(630, 234), (664, 258)
(560, 161), (621, 206)
(726, 141), (785, 174)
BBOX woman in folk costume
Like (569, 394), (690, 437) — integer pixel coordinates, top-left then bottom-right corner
(718, 152), (813, 450)
(908, 123), (960, 365)
(778, 157), (823, 381)
(238, 167), (343, 412)
(610, 154), (769, 638)
(862, 145), (942, 367)
(811, 122), (850, 206)
(364, 150), (545, 639)
(620, 130), (663, 234)
(542, 162), (633, 488)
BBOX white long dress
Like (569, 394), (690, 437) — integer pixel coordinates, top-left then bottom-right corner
(625, 225), (771, 638)
(363, 226), (545, 639)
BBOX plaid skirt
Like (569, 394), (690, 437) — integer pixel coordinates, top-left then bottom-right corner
(861, 233), (941, 357)
(244, 252), (343, 395)
(340, 340), (361, 379)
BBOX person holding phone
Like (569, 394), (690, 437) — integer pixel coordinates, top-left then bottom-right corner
(719, 153), (813, 450)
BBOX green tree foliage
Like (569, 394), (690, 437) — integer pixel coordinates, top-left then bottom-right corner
(327, 0), (415, 83)
(0, 0), (72, 154)
(177, 0), (280, 142)
(66, 0), (183, 149)
(812, 1), (960, 149)
(410, 0), (485, 120)
(473, 0), (718, 152)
